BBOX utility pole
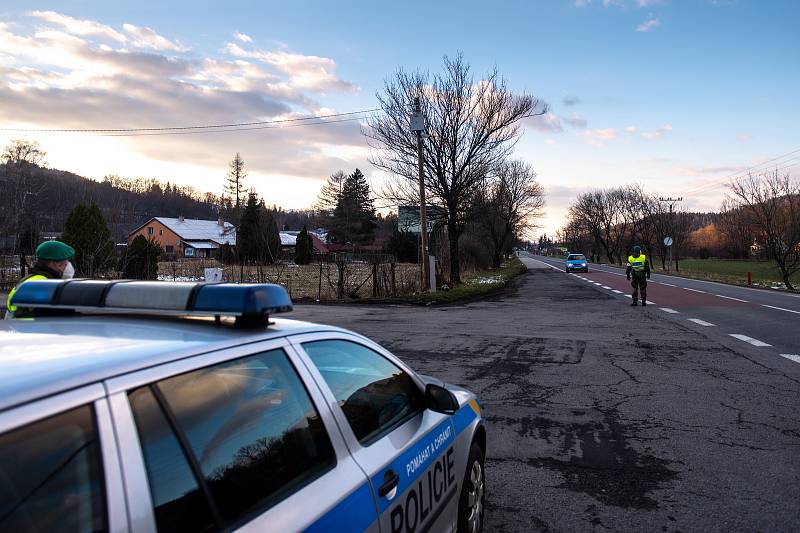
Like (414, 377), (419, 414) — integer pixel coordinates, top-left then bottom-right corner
(658, 196), (682, 271)
(411, 96), (430, 291)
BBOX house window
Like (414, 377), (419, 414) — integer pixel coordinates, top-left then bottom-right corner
(159, 229), (163, 235)
(185, 248), (195, 257)
(147, 227), (153, 236)
(165, 245), (174, 254)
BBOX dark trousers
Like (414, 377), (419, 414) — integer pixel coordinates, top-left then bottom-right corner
(631, 275), (647, 302)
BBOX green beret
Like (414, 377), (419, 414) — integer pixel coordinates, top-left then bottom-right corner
(36, 240), (75, 261)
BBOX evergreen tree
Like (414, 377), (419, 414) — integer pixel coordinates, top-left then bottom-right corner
(223, 152), (247, 221)
(60, 203), (115, 276)
(122, 235), (160, 279)
(237, 193), (280, 264)
(295, 225), (314, 264)
(330, 168), (377, 246)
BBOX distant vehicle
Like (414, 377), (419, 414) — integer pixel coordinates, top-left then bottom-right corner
(565, 253), (589, 272)
(1, 280), (486, 533)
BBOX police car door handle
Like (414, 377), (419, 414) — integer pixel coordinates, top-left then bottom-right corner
(378, 469), (399, 498)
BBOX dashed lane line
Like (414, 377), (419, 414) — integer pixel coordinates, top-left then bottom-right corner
(612, 289), (623, 294)
(779, 354), (800, 364)
(687, 318), (715, 326)
(646, 300), (657, 305)
(729, 334), (772, 347)
(601, 285), (612, 289)
(660, 308), (680, 314)
(684, 288), (706, 293)
(761, 304), (800, 315)
(658, 282), (677, 287)
(715, 294), (749, 303)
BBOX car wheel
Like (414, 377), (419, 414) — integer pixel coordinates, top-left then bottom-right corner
(457, 442), (485, 533)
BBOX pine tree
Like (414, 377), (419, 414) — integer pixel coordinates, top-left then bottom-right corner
(330, 168), (377, 246)
(223, 152), (248, 221)
(122, 235), (161, 279)
(237, 193), (281, 265)
(60, 203), (115, 277)
(295, 225), (314, 264)
(315, 170), (346, 214)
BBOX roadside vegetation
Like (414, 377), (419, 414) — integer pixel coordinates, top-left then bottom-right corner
(402, 257), (527, 305)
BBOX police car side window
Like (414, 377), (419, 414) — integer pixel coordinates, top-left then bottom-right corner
(130, 348), (336, 530)
(302, 340), (426, 445)
(0, 405), (106, 533)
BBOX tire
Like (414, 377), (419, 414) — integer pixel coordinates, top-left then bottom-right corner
(457, 442), (485, 533)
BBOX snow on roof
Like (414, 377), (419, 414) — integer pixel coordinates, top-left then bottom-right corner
(183, 240), (218, 249)
(154, 217), (236, 245)
(279, 231), (297, 246)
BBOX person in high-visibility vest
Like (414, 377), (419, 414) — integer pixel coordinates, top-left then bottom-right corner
(626, 245), (651, 306)
(5, 240), (75, 318)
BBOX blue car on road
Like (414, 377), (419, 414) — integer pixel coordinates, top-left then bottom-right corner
(565, 253), (589, 273)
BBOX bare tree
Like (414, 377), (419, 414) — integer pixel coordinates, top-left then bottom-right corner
(365, 54), (546, 283)
(717, 197), (754, 259)
(727, 170), (800, 289)
(474, 159), (544, 267)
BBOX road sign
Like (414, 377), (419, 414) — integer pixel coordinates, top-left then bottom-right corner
(664, 236), (674, 246)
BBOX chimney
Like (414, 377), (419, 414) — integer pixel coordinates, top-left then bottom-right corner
(179, 215), (185, 223)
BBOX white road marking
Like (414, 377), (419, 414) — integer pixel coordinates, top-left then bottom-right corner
(779, 354), (800, 364)
(729, 334), (772, 347)
(602, 285), (612, 289)
(687, 318), (715, 326)
(592, 282), (602, 285)
(658, 282), (677, 287)
(612, 289), (623, 294)
(715, 294), (749, 303)
(684, 288), (706, 293)
(761, 304), (800, 315)
(646, 300), (657, 305)
(660, 308), (680, 314)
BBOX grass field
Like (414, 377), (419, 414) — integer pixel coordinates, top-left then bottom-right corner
(651, 259), (798, 289)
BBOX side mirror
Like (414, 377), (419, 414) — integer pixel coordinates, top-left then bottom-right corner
(425, 383), (459, 415)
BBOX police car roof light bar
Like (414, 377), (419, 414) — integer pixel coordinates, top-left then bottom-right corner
(9, 279), (293, 322)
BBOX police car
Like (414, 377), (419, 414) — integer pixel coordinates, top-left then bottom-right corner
(0, 280), (486, 533)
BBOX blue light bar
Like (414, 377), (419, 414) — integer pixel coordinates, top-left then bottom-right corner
(9, 280), (293, 321)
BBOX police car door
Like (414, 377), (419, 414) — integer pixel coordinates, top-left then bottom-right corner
(293, 334), (461, 533)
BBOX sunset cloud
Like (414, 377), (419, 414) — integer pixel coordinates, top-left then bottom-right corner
(636, 17), (661, 32)
(123, 23), (188, 52)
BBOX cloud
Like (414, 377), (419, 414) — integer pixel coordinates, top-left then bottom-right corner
(225, 42), (358, 93)
(564, 113), (588, 128)
(624, 125), (637, 134)
(234, 32), (252, 43)
(30, 11), (127, 42)
(0, 16), (367, 188)
(574, 0), (592, 6)
(675, 165), (743, 177)
(636, 17), (661, 32)
(123, 23), (188, 52)
(579, 127), (618, 146)
(737, 132), (752, 142)
(527, 112), (564, 133)
(562, 95), (580, 106)
(636, 0), (663, 6)
(641, 123), (672, 140)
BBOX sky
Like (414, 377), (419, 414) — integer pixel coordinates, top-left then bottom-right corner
(0, 0), (798, 237)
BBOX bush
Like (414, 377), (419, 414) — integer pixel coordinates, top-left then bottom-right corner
(121, 235), (161, 279)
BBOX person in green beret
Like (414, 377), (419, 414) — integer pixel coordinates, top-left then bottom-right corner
(5, 240), (75, 317)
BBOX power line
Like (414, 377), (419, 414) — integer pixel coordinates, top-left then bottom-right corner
(0, 108), (383, 134)
(679, 146), (800, 197)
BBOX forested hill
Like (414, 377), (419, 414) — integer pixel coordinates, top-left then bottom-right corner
(1, 163), (222, 243)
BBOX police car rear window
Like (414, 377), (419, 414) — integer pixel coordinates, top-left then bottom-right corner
(129, 349), (336, 530)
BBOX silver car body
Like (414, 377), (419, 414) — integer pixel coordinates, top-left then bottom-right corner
(0, 314), (484, 533)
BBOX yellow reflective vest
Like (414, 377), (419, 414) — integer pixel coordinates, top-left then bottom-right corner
(6, 274), (47, 314)
(627, 254), (647, 273)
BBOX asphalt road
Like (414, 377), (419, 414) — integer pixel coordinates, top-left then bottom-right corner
(530, 253), (800, 363)
(291, 257), (800, 532)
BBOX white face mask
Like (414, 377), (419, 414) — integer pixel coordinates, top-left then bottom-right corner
(62, 262), (75, 279)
